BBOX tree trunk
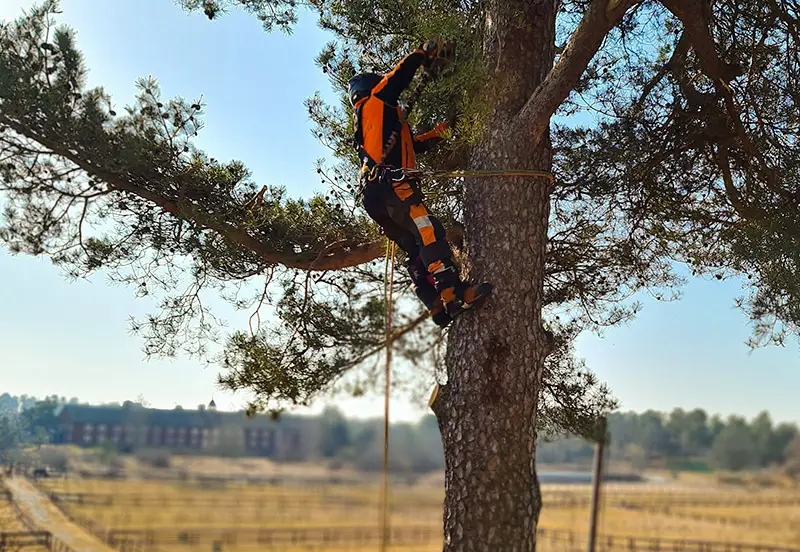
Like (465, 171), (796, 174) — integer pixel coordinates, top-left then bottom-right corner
(431, 1), (556, 550)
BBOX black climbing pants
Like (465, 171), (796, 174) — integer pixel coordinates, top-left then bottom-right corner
(361, 168), (461, 309)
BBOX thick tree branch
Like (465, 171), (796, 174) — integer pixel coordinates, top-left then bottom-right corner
(661, 0), (795, 205)
(714, 146), (800, 240)
(514, 0), (641, 145)
(659, 0), (742, 83)
(714, 145), (764, 223)
(630, 31), (691, 115)
(1, 114), (386, 272)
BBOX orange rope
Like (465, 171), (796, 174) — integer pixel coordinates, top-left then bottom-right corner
(379, 241), (396, 552)
(404, 168), (555, 183)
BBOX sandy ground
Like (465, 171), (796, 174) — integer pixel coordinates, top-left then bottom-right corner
(5, 477), (116, 552)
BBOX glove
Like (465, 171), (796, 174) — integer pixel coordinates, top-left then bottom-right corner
(422, 40), (440, 63)
(432, 122), (449, 138)
(422, 39), (455, 78)
(436, 40), (455, 64)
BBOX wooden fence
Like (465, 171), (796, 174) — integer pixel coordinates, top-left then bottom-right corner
(39, 485), (800, 551)
(537, 528), (800, 552)
(106, 525), (439, 548)
(49, 491), (391, 509)
(0, 531), (79, 552)
(72, 524), (800, 552)
(46, 490), (800, 511)
(616, 501), (784, 530)
(0, 531), (51, 550)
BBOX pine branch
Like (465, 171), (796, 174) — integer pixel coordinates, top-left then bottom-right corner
(514, 0), (641, 146)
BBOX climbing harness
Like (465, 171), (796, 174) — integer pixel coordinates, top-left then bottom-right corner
(355, 70), (434, 199)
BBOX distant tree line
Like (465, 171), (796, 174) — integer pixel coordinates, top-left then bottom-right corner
(540, 409), (800, 475)
(1, 393), (799, 476)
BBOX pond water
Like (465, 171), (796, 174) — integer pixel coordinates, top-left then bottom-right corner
(538, 471), (648, 485)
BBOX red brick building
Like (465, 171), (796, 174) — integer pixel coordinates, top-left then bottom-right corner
(56, 402), (310, 458)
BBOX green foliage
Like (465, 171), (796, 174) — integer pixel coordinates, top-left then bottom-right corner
(784, 436), (800, 480)
(0, 2), (389, 409)
(544, 408), (799, 473)
(0, 414), (22, 451)
(554, 1), (800, 347)
(19, 398), (60, 441)
(179, 0), (298, 33)
(320, 407), (351, 458)
(711, 417), (760, 471)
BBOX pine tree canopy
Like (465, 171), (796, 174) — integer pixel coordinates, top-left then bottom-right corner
(1, 0), (798, 438)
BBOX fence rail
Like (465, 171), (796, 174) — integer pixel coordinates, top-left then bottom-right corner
(49, 491), (391, 509)
(107, 525), (439, 548)
(0, 531), (51, 548)
(46, 489), (800, 512)
(616, 501), (785, 531)
(73, 524), (800, 552)
(538, 528), (800, 552)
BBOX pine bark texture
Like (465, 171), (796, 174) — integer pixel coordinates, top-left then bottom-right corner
(432, 1), (556, 550)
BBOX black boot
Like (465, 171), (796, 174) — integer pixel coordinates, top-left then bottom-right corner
(429, 296), (452, 328)
(443, 282), (493, 319)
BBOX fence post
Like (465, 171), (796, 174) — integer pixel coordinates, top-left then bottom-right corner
(587, 416), (608, 552)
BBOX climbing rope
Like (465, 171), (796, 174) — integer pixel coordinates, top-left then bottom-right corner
(379, 240), (396, 552)
(404, 168), (555, 183)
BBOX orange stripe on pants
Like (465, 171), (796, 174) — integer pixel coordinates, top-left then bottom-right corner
(392, 181), (414, 201)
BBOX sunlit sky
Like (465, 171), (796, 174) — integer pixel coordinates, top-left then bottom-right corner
(1, 0), (798, 424)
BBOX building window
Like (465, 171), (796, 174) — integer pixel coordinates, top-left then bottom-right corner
(112, 425), (122, 444)
(177, 427), (186, 444)
(83, 424), (93, 444)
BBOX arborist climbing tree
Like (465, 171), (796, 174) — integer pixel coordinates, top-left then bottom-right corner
(2, 0), (800, 549)
(349, 40), (492, 328)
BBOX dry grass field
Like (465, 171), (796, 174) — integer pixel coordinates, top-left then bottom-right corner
(0, 499), (29, 533)
(27, 473), (800, 551)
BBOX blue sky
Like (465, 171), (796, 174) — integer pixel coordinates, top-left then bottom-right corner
(1, 0), (798, 425)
